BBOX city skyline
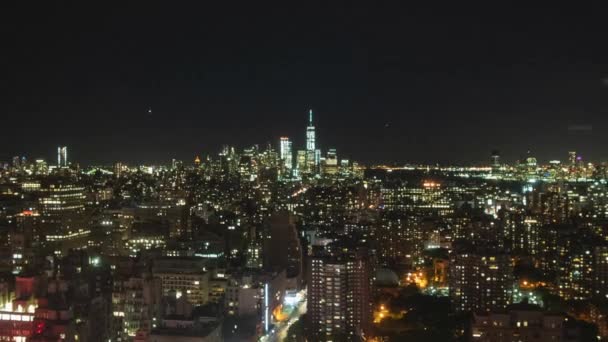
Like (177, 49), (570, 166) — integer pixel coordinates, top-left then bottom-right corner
(2, 3), (608, 164)
(5, 3), (608, 342)
(2, 109), (600, 168)
(0, 106), (602, 168)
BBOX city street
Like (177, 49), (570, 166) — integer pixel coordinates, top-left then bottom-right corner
(261, 290), (307, 342)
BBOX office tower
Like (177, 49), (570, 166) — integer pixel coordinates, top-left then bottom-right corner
(569, 151), (577, 166)
(33, 159), (48, 175)
(57, 146), (68, 167)
(305, 109), (319, 173)
(295, 150), (307, 177)
(491, 150), (500, 168)
(38, 183), (88, 254)
(306, 109), (315, 152)
(449, 249), (513, 312)
(12, 156), (20, 170)
(279, 137), (293, 170)
(323, 148), (338, 175)
(114, 162), (124, 178)
(308, 244), (373, 341)
(39, 184), (86, 215)
(306, 150), (315, 173)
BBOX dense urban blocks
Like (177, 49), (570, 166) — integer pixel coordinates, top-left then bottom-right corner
(2, 5), (607, 340)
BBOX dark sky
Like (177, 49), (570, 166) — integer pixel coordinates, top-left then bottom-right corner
(2, 3), (608, 165)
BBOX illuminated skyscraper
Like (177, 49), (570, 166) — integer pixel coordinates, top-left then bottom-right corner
(303, 109), (319, 173)
(114, 162), (124, 178)
(33, 159), (48, 175)
(279, 137), (293, 170)
(323, 148), (338, 175)
(295, 150), (307, 177)
(57, 146), (68, 167)
(306, 150), (315, 173)
(306, 109), (315, 152)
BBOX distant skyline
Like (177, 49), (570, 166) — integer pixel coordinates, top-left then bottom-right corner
(2, 3), (607, 164)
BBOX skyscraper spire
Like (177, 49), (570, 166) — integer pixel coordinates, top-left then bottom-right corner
(306, 109), (316, 152)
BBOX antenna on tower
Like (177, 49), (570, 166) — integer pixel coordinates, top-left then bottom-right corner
(309, 109), (313, 125)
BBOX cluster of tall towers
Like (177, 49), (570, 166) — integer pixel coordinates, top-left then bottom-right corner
(279, 109), (321, 177)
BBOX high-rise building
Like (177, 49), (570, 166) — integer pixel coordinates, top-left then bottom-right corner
(33, 159), (48, 175)
(279, 137), (293, 171)
(307, 244), (373, 341)
(295, 150), (307, 177)
(594, 246), (608, 299)
(491, 150), (500, 168)
(38, 183), (88, 252)
(263, 212), (302, 282)
(11, 156), (21, 170)
(568, 151), (577, 166)
(306, 150), (315, 173)
(39, 184), (86, 215)
(512, 217), (540, 256)
(244, 226), (263, 269)
(323, 148), (338, 175)
(114, 162), (124, 178)
(557, 241), (594, 301)
(57, 146), (68, 167)
(306, 109), (315, 152)
(449, 249), (513, 312)
(305, 109), (320, 173)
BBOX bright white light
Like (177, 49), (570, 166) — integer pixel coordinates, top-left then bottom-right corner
(264, 283), (269, 333)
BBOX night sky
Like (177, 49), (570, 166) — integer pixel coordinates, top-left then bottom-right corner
(2, 3), (608, 165)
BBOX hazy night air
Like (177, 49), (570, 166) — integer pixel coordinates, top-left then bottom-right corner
(3, 3), (608, 165)
(1, 3), (608, 341)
